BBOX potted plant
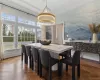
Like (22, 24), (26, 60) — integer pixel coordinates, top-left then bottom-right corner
(88, 23), (100, 43)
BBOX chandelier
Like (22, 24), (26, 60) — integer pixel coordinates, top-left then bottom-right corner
(37, 0), (56, 25)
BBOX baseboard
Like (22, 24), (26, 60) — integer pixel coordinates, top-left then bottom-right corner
(81, 57), (100, 64)
(3, 49), (21, 59)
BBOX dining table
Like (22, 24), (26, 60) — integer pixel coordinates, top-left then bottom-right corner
(27, 43), (73, 59)
(27, 43), (73, 76)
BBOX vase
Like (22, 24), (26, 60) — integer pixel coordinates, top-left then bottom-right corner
(92, 33), (98, 43)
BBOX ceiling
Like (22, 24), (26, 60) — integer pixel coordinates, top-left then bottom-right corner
(0, 0), (96, 22)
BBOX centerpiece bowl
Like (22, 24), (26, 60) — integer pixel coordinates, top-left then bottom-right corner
(40, 40), (51, 45)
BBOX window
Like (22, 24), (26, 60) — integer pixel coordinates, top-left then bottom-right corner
(46, 26), (52, 40)
(3, 24), (14, 50)
(1, 12), (38, 50)
(37, 29), (41, 42)
(18, 17), (35, 26)
(18, 26), (35, 48)
(1, 13), (16, 22)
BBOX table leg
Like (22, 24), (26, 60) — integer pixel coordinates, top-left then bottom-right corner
(58, 61), (62, 76)
(77, 64), (80, 77)
(72, 65), (75, 80)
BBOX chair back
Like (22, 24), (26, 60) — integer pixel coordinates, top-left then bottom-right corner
(21, 45), (26, 54)
(25, 46), (31, 56)
(72, 50), (80, 65)
(31, 47), (39, 62)
(39, 49), (51, 68)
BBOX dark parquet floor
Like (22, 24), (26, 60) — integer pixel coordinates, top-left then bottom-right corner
(0, 56), (100, 80)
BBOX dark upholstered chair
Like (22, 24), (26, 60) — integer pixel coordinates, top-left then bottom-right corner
(25, 46), (32, 69)
(39, 49), (59, 80)
(61, 50), (81, 80)
(31, 47), (40, 75)
(59, 49), (71, 71)
(60, 49), (71, 58)
(21, 45), (27, 64)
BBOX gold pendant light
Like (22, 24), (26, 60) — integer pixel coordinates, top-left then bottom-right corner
(37, 0), (56, 25)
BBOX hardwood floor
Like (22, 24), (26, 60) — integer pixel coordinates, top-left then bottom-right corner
(0, 56), (100, 80)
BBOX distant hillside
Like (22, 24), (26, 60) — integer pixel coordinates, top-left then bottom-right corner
(64, 26), (92, 40)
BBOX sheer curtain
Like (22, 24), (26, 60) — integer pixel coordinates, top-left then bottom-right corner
(51, 23), (64, 44)
(0, 4), (4, 60)
(0, 19), (4, 60)
(56, 23), (64, 44)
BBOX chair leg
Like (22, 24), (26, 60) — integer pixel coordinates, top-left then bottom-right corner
(29, 56), (32, 69)
(39, 62), (42, 77)
(24, 55), (25, 64)
(31, 57), (34, 70)
(77, 64), (80, 77)
(37, 57), (40, 75)
(25, 54), (28, 64)
(66, 64), (68, 71)
(21, 52), (23, 61)
(72, 65), (75, 80)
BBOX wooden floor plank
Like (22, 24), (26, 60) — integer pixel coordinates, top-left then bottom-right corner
(0, 56), (100, 80)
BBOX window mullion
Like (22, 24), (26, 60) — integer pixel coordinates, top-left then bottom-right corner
(14, 17), (18, 49)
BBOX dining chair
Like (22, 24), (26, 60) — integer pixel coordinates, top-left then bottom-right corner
(60, 49), (71, 58)
(59, 49), (71, 71)
(60, 50), (81, 80)
(25, 46), (32, 68)
(21, 45), (27, 64)
(31, 47), (40, 75)
(39, 49), (59, 80)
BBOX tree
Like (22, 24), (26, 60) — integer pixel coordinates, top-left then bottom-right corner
(3, 24), (7, 36)
(18, 32), (21, 36)
(8, 31), (13, 36)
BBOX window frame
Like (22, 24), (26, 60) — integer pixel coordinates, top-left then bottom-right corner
(1, 12), (40, 50)
(2, 22), (15, 50)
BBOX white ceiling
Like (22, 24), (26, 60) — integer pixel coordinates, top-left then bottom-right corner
(0, 0), (96, 22)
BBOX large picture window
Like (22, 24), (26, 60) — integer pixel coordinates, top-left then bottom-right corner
(18, 26), (35, 42)
(18, 17), (35, 26)
(37, 29), (41, 42)
(18, 26), (35, 48)
(3, 24), (14, 50)
(1, 12), (39, 50)
(1, 13), (16, 22)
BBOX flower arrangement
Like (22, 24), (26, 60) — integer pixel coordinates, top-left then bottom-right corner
(88, 23), (100, 43)
(88, 23), (100, 33)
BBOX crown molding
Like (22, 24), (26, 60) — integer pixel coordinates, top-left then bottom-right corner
(0, 2), (37, 17)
